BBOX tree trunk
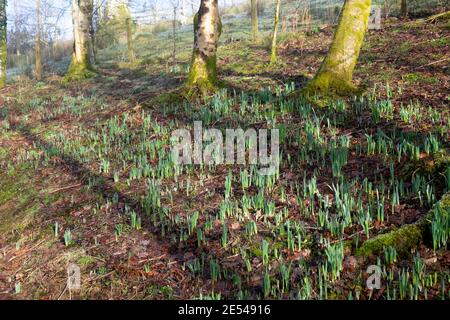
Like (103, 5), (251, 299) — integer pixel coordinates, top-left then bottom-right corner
(0, 0), (7, 88)
(35, 0), (43, 81)
(172, 5), (177, 65)
(89, 12), (97, 64)
(185, 0), (222, 97)
(65, 0), (95, 81)
(126, 17), (135, 63)
(400, 0), (407, 18)
(304, 0), (372, 95)
(270, 0), (281, 65)
(251, 0), (259, 42)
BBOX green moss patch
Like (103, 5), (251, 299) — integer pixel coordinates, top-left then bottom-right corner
(0, 164), (41, 235)
(356, 192), (450, 258)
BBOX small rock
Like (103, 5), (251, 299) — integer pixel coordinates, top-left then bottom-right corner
(424, 257), (437, 265)
(230, 222), (240, 230)
(183, 252), (194, 261)
(344, 256), (358, 271)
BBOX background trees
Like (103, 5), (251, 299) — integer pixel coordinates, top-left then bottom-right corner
(251, 0), (259, 42)
(0, 0), (6, 88)
(34, 0), (43, 80)
(400, 0), (407, 18)
(270, 0), (281, 65)
(2, 0), (447, 87)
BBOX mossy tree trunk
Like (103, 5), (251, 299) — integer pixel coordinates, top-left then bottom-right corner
(251, 0), (259, 43)
(185, 0), (222, 97)
(0, 0), (7, 89)
(65, 0), (96, 81)
(304, 0), (372, 96)
(270, 0), (281, 65)
(400, 0), (407, 18)
(356, 192), (450, 257)
(35, 0), (43, 81)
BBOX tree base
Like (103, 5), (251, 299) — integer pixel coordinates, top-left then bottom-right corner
(184, 80), (218, 99)
(184, 56), (219, 98)
(64, 61), (97, 82)
(302, 72), (359, 97)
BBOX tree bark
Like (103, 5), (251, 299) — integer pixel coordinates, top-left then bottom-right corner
(185, 0), (222, 97)
(35, 0), (43, 81)
(270, 0), (281, 65)
(400, 0), (407, 18)
(0, 0), (7, 88)
(126, 17), (135, 63)
(65, 0), (95, 80)
(304, 0), (372, 95)
(251, 0), (259, 42)
(89, 10), (97, 64)
(172, 5), (177, 65)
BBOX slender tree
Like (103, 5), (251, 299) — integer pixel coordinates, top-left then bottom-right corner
(65, 0), (96, 80)
(400, 0), (407, 18)
(185, 0), (222, 96)
(126, 17), (135, 63)
(251, 0), (259, 42)
(0, 0), (6, 88)
(304, 0), (372, 95)
(171, 0), (179, 65)
(89, 0), (99, 64)
(270, 0), (281, 65)
(116, 3), (135, 64)
(35, 0), (43, 80)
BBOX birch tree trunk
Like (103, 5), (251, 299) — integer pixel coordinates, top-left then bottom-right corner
(65, 0), (95, 80)
(185, 0), (222, 96)
(270, 0), (281, 65)
(35, 0), (43, 80)
(304, 0), (372, 95)
(251, 0), (259, 43)
(0, 0), (6, 88)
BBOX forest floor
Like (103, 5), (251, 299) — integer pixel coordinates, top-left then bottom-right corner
(0, 17), (449, 300)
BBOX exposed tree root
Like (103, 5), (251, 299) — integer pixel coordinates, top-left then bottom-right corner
(356, 192), (450, 257)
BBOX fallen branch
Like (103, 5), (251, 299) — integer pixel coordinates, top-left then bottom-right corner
(48, 183), (83, 194)
(415, 57), (450, 70)
(356, 192), (450, 257)
(425, 11), (450, 23)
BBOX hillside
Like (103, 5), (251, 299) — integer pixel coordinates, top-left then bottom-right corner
(0, 4), (449, 300)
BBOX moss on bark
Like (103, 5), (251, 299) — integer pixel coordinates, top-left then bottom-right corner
(356, 192), (450, 257)
(185, 0), (222, 98)
(64, 0), (96, 82)
(64, 55), (96, 82)
(303, 0), (372, 96)
(186, 51), (219, 97)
